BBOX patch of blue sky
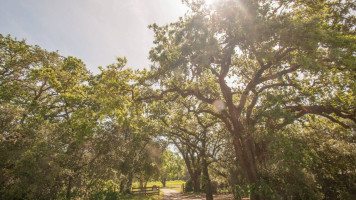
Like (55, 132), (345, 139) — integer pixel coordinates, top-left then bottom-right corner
(0, 0), (188, 74)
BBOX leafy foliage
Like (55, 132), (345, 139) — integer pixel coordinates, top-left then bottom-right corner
(0, 34), (167, 199)
(1, 1), (355, 199)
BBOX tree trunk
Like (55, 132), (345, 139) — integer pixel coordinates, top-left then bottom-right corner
(228, 162), (240, 200)
(192, 169), (201, 193)
(139, 176), (144, 189)
(161, 177), (166, 187)
(202, 141), (213, 200)
(125, 172), (133, 193)
(181, 149), (201, 193)
(231, 131), (260, 200)
(66, 176), (72, 199)
(120, 180), (126, 193)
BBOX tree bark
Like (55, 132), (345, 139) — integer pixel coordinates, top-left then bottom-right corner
(66, 176), (72, 200)
(193, 169), (201, 193)
(139, 176), (144, 189)
(120, 180), (125, 193)
(125, 172), (133, 193)
(180, 146), (201, 193)
(231, 131), (261, 200)
(202, 141), (213, 200)
(161, 177), (166, 187)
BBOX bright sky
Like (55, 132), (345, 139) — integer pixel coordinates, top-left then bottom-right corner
(0, 0), (188, 74)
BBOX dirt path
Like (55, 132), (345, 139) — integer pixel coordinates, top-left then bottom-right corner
(160, 189), (182, 200)
(161, 189), (234, 200)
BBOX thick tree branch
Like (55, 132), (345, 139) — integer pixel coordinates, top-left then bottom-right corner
(287, 105), (355, 122)
(320, 114), (350, 129)
(284, 105), (356, 129)
(257, 65), (299, 84)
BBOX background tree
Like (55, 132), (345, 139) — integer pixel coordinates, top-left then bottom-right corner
(150, 96), (228, 199)
(262, 117), (356, 199)
(159, 150), (186, 187)
(0, 35), (166, 199)
(0, 34), (93, 199)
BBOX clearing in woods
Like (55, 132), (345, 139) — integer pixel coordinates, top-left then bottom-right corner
(160, 188), (234, 200)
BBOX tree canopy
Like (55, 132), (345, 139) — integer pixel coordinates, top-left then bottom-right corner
(1, 0), (355, 199)
(144, 0), (355, 199)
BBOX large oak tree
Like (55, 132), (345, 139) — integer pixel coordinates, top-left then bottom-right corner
(144, 0), (355, 198)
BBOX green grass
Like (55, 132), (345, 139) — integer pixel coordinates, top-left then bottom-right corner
(162, 185), (182, 192)
(165, 180), (185, 186)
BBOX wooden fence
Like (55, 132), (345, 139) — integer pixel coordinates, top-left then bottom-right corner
(131, 186), (160, 196)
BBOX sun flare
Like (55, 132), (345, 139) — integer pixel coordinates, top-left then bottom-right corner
(205, 0), (218, 5)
